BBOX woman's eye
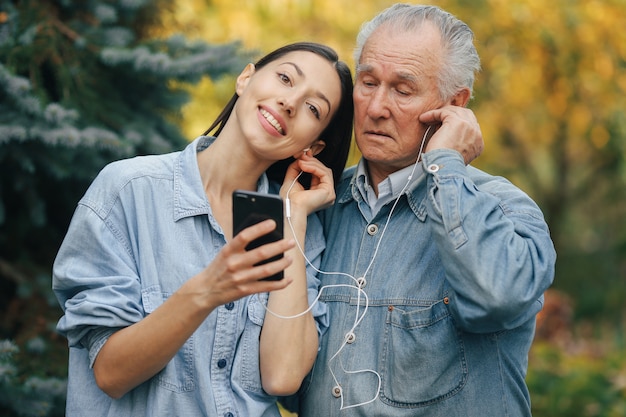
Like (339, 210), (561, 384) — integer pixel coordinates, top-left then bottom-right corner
(307, 103), (321, 119)
(278, 73), (291, 84)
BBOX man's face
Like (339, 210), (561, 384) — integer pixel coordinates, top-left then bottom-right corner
(353, 23), (446, 179)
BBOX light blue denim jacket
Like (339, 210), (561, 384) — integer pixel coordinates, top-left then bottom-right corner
(297, 150), (556, 416)
(53, 136), (328, 417)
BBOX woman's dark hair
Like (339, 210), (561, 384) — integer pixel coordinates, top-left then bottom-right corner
(203, 42), (354, 188)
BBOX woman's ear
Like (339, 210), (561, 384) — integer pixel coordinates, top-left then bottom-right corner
(235, 63), (256, 96)
(295, 140), (325, 159)
(309, 140), (326, 156)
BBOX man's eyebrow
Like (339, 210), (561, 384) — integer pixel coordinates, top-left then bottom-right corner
(357, 63), (417, 83)
(355, 63), (373, 75)
(396, 71), (418, 83)
(283, 61), (332, 114)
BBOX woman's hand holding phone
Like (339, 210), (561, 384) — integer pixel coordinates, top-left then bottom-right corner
(189, 218), (294, 309)
(232, 190), (286, 281)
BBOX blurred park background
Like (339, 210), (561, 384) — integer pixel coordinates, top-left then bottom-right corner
(1, 0), (625, 415)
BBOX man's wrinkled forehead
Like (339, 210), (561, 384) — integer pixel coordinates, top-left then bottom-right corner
(358, 23), (442, 70)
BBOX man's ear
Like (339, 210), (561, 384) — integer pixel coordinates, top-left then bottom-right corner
(450, 87), (471, 107)
(235, 63), (255, 96)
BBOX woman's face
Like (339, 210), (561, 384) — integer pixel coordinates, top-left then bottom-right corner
(233, 50), (342, 161)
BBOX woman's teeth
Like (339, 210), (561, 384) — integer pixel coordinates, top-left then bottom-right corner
(260, 109), (284, 134)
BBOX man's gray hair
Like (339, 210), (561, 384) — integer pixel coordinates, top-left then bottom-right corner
(354, 3), (481, 101)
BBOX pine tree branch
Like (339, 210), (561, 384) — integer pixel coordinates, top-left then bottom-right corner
(46, 16), (98, 53)
(0, 258), (27, 286)
(49, 17), (80, 42)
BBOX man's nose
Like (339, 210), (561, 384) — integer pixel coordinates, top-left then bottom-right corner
(366, 87), (391, 119)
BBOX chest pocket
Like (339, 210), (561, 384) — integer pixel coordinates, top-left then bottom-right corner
(142, 287), (195, 393)
(380, 299), (467, 407)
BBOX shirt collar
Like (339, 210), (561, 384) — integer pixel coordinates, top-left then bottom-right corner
(352, 158), (422, 209)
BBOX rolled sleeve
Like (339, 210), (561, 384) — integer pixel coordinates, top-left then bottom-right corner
(53, 201), (145, 348)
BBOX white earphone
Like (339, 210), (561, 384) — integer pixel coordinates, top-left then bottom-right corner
(261, 125), (436, 410)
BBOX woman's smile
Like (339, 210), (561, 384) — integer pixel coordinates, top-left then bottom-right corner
(258, 107), (286, 136)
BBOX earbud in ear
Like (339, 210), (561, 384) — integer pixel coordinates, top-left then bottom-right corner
(302, 147), (311, 152)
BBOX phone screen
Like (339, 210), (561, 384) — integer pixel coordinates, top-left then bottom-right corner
(232, 190), (284, 281)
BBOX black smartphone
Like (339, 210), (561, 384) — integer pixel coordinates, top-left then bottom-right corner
(232, 190), (284, 281)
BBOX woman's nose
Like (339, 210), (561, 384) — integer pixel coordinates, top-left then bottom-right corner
(277, 95), (297, 116)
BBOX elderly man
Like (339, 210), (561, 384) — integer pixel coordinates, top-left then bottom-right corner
(295, 4), (556, 416)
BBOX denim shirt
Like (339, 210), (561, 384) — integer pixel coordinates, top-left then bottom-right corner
(297, 150), (556, 416)
(53, 136), (328, 417)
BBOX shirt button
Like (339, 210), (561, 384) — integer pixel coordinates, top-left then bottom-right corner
(225, 302), (235, 310)
(217, 359), (227, 369)
(367, 224), (378, 235)
(356, 277), (366, 288)
(427, 163), (440, 173)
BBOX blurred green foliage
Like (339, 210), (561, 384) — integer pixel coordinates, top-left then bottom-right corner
(0, 340), (66, 416)
(529, 340), (626, 416)
(0, 0), (248, 415)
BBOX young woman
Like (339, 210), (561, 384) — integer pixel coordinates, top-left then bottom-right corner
(53, 42), (354, 417)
